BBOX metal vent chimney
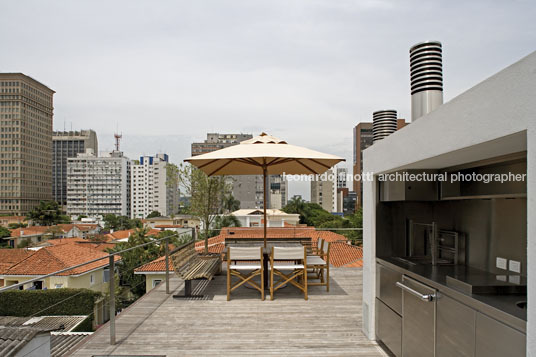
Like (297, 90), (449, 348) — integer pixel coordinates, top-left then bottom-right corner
(372, 110), (398, 143)
(410, 41), (443, 121)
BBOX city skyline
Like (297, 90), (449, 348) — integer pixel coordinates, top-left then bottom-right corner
(2, 0), (535, 199)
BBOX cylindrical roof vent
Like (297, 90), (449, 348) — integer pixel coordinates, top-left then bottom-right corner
(410, 41), (444, 121)
(372, 110), (398, 143)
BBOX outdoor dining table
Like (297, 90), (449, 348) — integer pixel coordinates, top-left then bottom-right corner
(223, 242), (304, 289)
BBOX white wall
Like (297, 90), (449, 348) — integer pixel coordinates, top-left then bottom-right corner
(361, 51), (536, 354)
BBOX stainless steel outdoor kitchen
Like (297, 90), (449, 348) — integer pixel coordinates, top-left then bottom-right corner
(374, 155), (527, 357)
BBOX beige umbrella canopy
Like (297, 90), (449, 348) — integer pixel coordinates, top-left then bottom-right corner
(184, 133), (345, 246)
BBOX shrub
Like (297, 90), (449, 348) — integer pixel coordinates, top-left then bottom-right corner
(0, 288), (101, 317)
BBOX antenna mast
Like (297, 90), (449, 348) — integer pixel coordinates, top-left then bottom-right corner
(114, 132), (122, 151)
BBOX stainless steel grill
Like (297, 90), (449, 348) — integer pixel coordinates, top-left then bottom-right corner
(372, 109), (398, 143)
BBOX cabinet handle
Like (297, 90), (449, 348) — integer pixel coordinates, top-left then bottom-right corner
(396, 281), (435, 302)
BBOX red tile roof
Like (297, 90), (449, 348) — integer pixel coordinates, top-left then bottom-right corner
(46, 237), (86, 245)
(4, 244), (119, 276)
(56, 224), (99, 232)
(9, 226), (50, 237)
(135, 227), (363, 273)
(135, 256), (167, 273)
(105, 228), (160, 241)
(0, 249), (34, 274)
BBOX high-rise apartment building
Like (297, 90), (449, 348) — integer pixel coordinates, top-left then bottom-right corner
(131, 153), (178, 219)
(191, 133), (287, 209)
(191, 133), (253, 155)
(353, 122), (373, 209)
(0, 73), (54, 214)
(53, 130), (98, 207)
(310, 168), (337, 213)
(66, 150), (130, 217)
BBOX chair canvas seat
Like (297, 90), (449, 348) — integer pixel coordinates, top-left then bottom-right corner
(307, 256), (327, 265)
(227, 246), (264, 301)
(229, 264), (262, 270)
(270, 246), (308, 300)
(269, 262), (304, 270)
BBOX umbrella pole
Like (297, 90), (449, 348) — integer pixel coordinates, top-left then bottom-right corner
(263, 166), (267, 248)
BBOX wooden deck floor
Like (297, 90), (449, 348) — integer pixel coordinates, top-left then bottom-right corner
(71, 267), (387, 356)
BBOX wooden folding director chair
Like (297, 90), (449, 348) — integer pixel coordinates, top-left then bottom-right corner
(269, 246), (308, 300)
(307, 240), (330, 292)
(227, 246), (264, 301)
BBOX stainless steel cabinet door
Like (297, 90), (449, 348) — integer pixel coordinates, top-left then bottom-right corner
(399, 275), (436, 357)
(475, 312), (526, 357)
(376, 298), (402, 357)
(376, 263), (402, 314)
(436, 294), (475, 357)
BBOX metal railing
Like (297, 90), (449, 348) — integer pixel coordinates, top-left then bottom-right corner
(0, 227), (197, 346)
(0, 225), (362, 346)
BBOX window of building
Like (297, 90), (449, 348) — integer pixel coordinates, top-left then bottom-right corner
(152, 279), (162, 288)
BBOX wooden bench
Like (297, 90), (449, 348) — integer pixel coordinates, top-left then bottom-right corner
(170, 242), (221, 298)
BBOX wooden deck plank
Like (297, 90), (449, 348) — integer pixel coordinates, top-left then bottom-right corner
(71, 267), (387, 356)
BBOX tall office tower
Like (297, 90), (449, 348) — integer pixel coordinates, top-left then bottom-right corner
(353, 122), (373, 209)
(66, 150), (131, 217)
(310, 168), (337, 213)
(191, 133), (286, 209)
(268, 175), (287, 210)
(131, 153), (178, 219)
(0, 73), (54, 214)
(337, 167), (347, 189)
(53, 130), (98, 207)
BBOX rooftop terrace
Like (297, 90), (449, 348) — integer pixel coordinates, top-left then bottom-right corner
(71, 267), (386, 356)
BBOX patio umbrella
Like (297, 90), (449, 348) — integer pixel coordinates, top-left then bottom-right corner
(184, 133), (345, 247)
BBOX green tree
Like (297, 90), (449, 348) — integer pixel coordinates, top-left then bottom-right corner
(108, 228), (161, 298)
(26, 201), (70, 226)
(45, 225), (65, 239)
(0, 226), (11, 239)
(166, 163), (180, 214)
(8, 223), (27, 229)
(282, 201), (363, 245)
(222, 194), (240, 214)
(178, 163), (232, 254)
(103, 214), (142, 231)
(146, 211), (162, 219)
(283, 196), (306, 220)
(17, 238), (31, 248)
(210, 214), (241, 237)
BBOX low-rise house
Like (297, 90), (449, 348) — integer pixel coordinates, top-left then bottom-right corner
(55, 224), (101, 238)
(0, 249), (34, 287)
(5, 226), (51, 248)
(0, 326), (52, 357)
(0, 316), (91, 357)
(34, 237), (116, 253)
(0, 215), (28, 228)
(144, 215), (200, 229)
(0, 243), (119, 293)
(229, 209), (300, 227)
(4, 224), (101, 248)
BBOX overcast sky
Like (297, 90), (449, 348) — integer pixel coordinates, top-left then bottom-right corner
(2, 0), (535, 199)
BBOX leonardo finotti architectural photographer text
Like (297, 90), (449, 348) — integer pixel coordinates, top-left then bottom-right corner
(284, 171), (526, 184)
